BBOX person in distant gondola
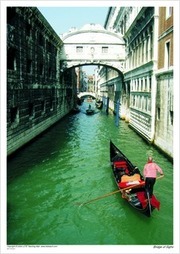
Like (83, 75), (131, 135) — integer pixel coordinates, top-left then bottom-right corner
(88, 104), (91, 109)
(143, 156), (164, 198)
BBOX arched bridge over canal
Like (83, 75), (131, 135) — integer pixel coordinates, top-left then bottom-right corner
(77, 92), (96, 99)
(59, 23), (125, 73)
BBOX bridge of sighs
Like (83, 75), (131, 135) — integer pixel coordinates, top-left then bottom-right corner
(59, 23), (125, 73)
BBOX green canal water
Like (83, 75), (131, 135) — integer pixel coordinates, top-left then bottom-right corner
(7, 101), (173, 247)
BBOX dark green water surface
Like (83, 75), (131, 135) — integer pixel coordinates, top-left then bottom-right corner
(7, 101), (173, 245)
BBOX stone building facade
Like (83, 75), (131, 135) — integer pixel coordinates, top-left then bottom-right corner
(104, 7), (173, 158)
(96, 66), (123, 115)
(105, 7), (158, 141)
(7, 7), (76, 156)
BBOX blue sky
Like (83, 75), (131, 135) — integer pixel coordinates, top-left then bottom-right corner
(38, 7), (109, 36)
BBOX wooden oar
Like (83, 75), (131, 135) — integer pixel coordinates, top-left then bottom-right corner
(76, 189), (122, 206)
(76, 175), (164, 206)
(76, 183), (144, 206)
(157, 174), (164, 180)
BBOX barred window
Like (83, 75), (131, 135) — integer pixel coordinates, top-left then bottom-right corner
(7, 47), (16, 70)
(169, 110), (173, 125)
(27, 59), (32, 74)
(39, 63), (44, 76)
(28, 102), (34, 117)
(102, 47), (108, 53)
(157, 107), (160, 120)
(76, 46), (83, 53)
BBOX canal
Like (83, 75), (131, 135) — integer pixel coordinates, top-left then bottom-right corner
(7, 100), (173, 247)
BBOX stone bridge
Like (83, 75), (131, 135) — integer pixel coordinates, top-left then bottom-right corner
(77, 92), (96, 99)
(59, 23), (125, 73)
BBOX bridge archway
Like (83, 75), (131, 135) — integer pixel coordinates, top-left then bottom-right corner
(77, 92), (96, 99)
(60, 23), (125, 73)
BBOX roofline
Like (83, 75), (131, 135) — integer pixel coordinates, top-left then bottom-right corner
(62, 27), (124, 42)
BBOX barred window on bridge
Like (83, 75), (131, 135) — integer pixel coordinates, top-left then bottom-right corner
(76, 46), (83, 53)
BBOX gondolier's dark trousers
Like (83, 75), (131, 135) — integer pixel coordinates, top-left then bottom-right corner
(145, 177), (156, 198)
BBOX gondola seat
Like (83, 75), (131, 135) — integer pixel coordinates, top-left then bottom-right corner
(113, 161), (129, 174)
(118, 174), (145, 189)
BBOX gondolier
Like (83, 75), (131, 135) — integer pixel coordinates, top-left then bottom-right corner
(143, 157), (164, 198)
(110, 140), (163, 217)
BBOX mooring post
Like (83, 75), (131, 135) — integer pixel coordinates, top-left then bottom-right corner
(106, 97), (109, 114)
(115, 99), (120, 126)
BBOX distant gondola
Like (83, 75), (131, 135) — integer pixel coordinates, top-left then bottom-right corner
(110, 140), (160, 217)
(86, 104), (94, 115)
(86, 108), (94, 115)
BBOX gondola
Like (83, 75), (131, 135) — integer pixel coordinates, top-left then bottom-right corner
(86, 109), (94, 115)
(86, 104), (94, 115)
(110, 140), (160, 217)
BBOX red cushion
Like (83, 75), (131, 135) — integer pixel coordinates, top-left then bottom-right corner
(114, 161), (127, 168)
